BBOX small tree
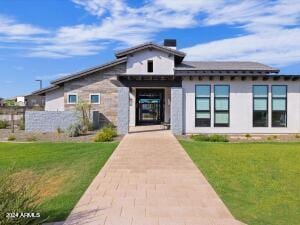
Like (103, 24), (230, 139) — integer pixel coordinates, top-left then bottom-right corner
(75, 100), (92, 132)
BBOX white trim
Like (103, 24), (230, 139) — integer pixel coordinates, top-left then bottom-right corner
(67, 93), (78, 104)
(89, 93), (101, 104)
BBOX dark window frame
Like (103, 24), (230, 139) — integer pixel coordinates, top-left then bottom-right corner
(271, 85), (287, 127)
(214, 85), (230, 127)
(195, 85), (211, 127)
(147, 60), (153, 73)
(253, 85), (268, 127)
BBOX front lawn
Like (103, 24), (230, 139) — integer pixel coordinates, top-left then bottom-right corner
(0, 142), (118, 222)
(180, 141), (300, 225)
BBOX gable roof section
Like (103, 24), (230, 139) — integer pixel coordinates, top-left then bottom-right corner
(115, 42), (186, 62)
(31, 85), (60, 95)
(175, 61), (279, 73)
(51, 57), (127, 85)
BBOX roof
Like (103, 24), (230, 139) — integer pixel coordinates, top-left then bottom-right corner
(175, 61), (279, 72)
(115, 42), (186, 62)
(51, 57), (127, 85)
(31, 85), (60, 95)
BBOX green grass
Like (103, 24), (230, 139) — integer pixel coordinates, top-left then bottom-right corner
(0, 142), (118, 222)
(180, 141), (300, 225)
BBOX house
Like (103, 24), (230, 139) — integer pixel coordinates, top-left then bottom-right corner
(25, 94), (45, 108)
(30, 39), (300, 134)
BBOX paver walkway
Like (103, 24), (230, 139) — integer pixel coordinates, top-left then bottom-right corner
(64, 130), (245, 225)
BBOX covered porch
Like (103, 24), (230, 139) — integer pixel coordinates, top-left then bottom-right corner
(116, 75), (184, 135)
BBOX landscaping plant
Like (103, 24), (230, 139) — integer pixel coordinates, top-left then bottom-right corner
(75, 100), (92, 132)
(7, 135), (16, 141)
(191, 134), (228, 142)
(93, 126), (117, 142)
(0, 120), (9, 129)
(0, 170), (46, 225)
(66, 123), (83, 137)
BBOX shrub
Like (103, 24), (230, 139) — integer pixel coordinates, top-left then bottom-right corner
(18, 120), (25, 130)
(102, 126), (117, 138)
(0, 120), (9, 129)
(191, 134), (228, 142)
(8, 135), (16, 141)
(0, 171), (46, 225)
(93, 131), (113, 142)
(245, 133), (252, 138)
(66, 123), (82, 137)
(26, 135), (37, 142)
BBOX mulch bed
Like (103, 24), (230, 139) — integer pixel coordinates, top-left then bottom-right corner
(0, 129), (122, 143)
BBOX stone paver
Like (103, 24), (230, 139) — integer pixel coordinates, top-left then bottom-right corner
(64, 130), (245, 225)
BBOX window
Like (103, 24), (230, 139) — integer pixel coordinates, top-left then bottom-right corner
(67, 94), (77, 104)
(195, 85), (211, 127)
(253, 85), (268, 127)
(147, 60), (153, 73)
(272, 85), (287, 127)
(214, 85), (230, 127)
(90, 93), (100, 104)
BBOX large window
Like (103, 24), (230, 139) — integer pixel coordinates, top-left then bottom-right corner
(253, 85), (268, 127)
(272, 85), (287, 127)
(214, 85), (230, 127)
(195, 85), (211, 127)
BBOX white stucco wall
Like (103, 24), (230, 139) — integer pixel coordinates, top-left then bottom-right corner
(183, 77), (300, 134)
(45, 87), (64, 111)
(126, 49), (174, 74)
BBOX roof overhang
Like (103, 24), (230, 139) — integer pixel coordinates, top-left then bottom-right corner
(31, 85), (60, 96)
(51, 57), (127, 85)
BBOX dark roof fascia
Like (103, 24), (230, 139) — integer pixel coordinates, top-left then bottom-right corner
(51, 57), (127, 85)
(31, 85), (59, 96)
(174, 68), (279, 72)
(115, 42), (186, 59)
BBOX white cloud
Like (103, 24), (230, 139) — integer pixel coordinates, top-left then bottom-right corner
(0, 15), (48, 38)
(0, 0), (299, 67)
(182, 28), (300, 67)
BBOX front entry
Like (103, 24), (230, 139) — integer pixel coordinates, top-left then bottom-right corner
(136, 89), (164, 125)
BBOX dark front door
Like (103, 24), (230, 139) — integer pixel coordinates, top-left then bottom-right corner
(136, 89), (164, 125)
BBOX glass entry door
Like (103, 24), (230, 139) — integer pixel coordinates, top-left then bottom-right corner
(136, 89), (164, 125)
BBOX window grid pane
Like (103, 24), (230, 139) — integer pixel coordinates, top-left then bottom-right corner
(214, 85), (229, 127)
(195, 85), (211, 127)
(272, 85), (287, 127)
(253, 85), (268, 127)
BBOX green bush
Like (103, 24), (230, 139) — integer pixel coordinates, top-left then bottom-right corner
(191, 134), (228, 142)
(0, 120), (9, 129)
(93, 131), (113, 142)
(66, 123), (82, 137)
(8, 135), (16, 141)
(0, 171), (46, 225)
(101, 127), (117, 138)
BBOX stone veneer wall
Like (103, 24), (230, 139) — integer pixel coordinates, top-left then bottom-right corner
(171, 87), (183, 135)
(63, 63), (126, 126)
(25, 111), (79, 132)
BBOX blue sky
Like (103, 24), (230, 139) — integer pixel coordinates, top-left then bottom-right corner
(0, 0), (299, 98)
